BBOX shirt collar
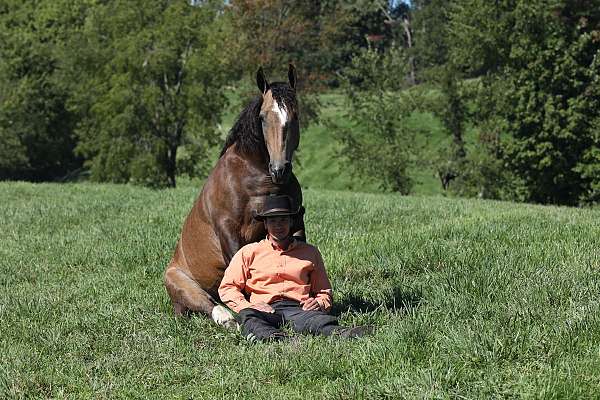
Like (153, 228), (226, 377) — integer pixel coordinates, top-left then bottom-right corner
(265, 235), (296, 251)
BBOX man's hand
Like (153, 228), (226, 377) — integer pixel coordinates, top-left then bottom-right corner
(300, 297), (321, 311)
(251, 301), (275, 313)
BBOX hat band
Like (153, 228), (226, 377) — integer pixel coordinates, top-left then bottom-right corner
(255, 207), (299, 220)
(262, 208), (295, 214)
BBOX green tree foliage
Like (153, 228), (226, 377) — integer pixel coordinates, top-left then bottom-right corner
(411, 0), (453, 79)
(65, 0), (230, 188)
(448, 0), (516, 76)
(450, 0), (600, 205)
(428, 65), (467, 191)
(319, 1), (394, 81)
(335, 46), (423, 194)
(0, 1), (86, 180)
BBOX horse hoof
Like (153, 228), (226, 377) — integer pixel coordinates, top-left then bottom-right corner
(173, 302), (186, 316)
(212, 305), (238, 330)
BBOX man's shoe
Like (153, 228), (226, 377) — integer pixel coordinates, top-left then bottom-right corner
(245, 331), (290, 343)
(266, 331), (291, 342)
(335, 325), (375, 339)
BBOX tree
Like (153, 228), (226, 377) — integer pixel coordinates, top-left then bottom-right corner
(448, 0), (600, 205)
(411, 0), (450, 71)
(429, 65), (467, 191)
(335, 45), (423, 194)
(0, 1), (86, 181)
(67, 0), (230, 187)
(375, 0), (415, 84)
(447, 0), (516, 77)
(411, 0), (453, 81)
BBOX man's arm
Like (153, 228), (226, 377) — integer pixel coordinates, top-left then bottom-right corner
(309, 249), (333, 312)
(218, 248), (253, 313)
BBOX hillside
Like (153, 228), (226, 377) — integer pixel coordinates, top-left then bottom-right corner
(1, 182), (599, 398)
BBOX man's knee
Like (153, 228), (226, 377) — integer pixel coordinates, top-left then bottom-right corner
(238, 307), (271, 322)
(295, 311), (338, 334)
(237, 307), (262, 323)
(237, 307), (283, 327)
(237, 308), (285, 341)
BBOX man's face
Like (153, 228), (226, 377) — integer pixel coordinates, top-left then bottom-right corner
(265, 216), (291, 241)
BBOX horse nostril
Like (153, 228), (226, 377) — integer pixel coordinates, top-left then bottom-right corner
(269, 162), (290, 182)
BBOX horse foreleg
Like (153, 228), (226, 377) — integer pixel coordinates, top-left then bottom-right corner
(214, 218), (243, 265)
(164, 267), (214, 315)
(164, 267), (236, 329)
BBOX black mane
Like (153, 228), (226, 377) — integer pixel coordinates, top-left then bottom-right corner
(220, 82), (297, 158)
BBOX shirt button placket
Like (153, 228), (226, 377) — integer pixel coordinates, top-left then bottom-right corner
(280, 255), (284, 294)
(280, 257), (285, 295)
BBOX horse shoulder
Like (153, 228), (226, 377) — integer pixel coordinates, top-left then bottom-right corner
(203, 152), (248, 206)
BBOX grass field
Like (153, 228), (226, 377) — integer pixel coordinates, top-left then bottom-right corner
(2, 182), (599, 398)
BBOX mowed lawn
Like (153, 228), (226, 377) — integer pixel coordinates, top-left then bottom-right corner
(1, 182), (599, 399)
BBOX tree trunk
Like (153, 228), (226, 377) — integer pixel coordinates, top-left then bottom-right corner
(402, 16), (416, 86)
(454, 136), (466, 159)
(166, 145), (177, 188)
(438, 170), (457, 191)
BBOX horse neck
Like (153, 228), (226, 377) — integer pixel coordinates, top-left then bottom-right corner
(222, 95), (271, 165)
(234, 141), (269, 170)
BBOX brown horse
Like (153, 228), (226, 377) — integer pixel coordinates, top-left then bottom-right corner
(164, 65), (305, 327)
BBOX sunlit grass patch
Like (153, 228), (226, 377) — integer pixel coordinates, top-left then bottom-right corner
(1, 182), (599, 398)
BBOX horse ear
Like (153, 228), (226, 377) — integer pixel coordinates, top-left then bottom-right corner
(288, 64), (297, 89)
(256, 67), (269, 94)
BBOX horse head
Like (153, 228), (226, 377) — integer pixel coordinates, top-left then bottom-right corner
(257, 64), (299, 185)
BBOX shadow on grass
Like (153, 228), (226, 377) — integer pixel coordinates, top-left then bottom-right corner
(331, 286), (423, 316)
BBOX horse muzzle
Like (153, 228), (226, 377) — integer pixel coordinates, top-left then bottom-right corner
(269, 161), (291, 184)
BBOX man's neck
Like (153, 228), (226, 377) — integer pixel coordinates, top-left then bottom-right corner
(268, 234), (292, 250)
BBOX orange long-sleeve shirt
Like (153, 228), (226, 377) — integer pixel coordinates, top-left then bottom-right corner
(218, 237), (333, 313)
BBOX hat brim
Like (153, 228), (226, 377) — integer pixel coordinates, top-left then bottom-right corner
(254, 209), (298, 221)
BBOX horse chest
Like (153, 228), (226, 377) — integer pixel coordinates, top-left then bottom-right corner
(242, 219), (266, 243)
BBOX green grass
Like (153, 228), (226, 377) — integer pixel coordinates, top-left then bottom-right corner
(2, 182), (599, 398)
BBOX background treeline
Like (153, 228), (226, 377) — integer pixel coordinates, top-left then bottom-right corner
(0, 0), (599, 206)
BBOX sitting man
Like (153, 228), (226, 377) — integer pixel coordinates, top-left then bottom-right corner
(219, 194), (371, 342)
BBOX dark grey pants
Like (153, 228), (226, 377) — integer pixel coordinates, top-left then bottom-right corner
(237, 300), (340, 341)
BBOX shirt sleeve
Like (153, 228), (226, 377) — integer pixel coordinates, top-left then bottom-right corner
(218, 247), (253, 313)
(309, 248), (333, 313)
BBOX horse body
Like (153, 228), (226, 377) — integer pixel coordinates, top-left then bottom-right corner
(164, 66), (304, 325)
(168, 145), (304, 298)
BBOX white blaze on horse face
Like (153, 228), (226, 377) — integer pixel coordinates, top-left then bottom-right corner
(272, 99), (288, 128)
(261, 92), (289, 166)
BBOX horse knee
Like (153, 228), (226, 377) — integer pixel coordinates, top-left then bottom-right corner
(173, 302), (187, 316)
(163, 267), (214, 315)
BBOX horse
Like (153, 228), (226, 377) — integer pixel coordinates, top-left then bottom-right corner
(164, 65), (305, 328)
